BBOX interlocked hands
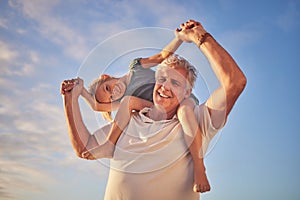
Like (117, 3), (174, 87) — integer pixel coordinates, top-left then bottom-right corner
(60, 77), (83, 98)
(175, 19), (207, 45)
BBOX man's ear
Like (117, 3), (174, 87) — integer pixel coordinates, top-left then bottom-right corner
(184, 88), (192, 99)
(100, 74), (110, 80)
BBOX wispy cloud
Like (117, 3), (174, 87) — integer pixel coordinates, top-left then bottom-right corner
(0, 40), (37, 77)
(0, 18), (9, 29)
(0, 80), (63, 198)
(0, 41), (18, 62)
(0, 78), (109, 198)
(0, 1), (232, 199)
(0, 159), (51, 199)
(8, 0), (89, 61)
(6, 0), (201, 63)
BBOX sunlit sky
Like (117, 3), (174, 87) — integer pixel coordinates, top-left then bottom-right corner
(1, 0), (300, 200)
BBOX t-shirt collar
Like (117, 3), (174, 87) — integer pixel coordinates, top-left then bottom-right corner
(139, 107), (178, 124)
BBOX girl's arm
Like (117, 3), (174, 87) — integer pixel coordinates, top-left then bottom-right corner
(81, 87), (96, 110)
(81, 86), (121, 112)
(140, 37), (183, 68)
(107, 96), (153, 144)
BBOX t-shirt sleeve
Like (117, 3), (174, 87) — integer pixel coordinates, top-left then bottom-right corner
(129, 58), (143, 71)
(189, 93), (200, 105)
(194, 103), (225, 155)
(93, 123), (112, 145)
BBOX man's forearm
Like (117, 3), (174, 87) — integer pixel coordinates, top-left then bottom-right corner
(198, 33), (247, 115)
(199, 34), (246, 89)
(64, 94), (94, 157)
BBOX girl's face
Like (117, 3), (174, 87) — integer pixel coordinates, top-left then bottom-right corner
(95, 78), (127, 103)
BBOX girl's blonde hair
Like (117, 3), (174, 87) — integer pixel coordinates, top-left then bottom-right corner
(88, 75), (115, 122)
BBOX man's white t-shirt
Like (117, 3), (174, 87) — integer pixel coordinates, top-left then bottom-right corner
(94, 103), (223, 200)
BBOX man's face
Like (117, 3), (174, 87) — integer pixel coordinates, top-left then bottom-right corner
(153, 66), (191, 116)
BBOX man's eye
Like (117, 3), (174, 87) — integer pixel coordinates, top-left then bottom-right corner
(172, 80), (180, 86)
(158, 77), (165, 83)
(106, 86), (110, 92)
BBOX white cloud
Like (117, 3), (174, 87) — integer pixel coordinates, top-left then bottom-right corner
(0, 80), (69, 198)
(0, 40), (39, 77)
(0, 63), (34, 77)
(0, 18), (8, 29)
(7, 0), (202, 64)
(9, 0), (89, 61)
(0, 159), (52, 191)
(8, 0), (60, 22)
(15, 28), (27, 34)
(9, 0), (198, 59)
(0, 1), (222, 199)
(29, 51), (39, 63)
(0, 41), (18, 61)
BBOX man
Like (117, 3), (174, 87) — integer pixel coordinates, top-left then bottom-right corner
(61, 20), (246, 199)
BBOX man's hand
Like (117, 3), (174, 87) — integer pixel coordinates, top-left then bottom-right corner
(60, 77), (83, 98)
(175, 19), (207, 44)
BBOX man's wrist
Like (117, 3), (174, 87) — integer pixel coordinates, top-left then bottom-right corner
(64, 92), (79, 102)
(197, 32), (212, 47)
(72, 94), (80, 101)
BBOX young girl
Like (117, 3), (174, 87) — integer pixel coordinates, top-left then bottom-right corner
(79, 34), (210, 193)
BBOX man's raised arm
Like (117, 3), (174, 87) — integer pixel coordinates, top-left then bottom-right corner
(61, 78), (99, 159)
(176, 20), (247, 128)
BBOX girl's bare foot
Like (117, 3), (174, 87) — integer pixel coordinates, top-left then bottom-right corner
(193, 167), (211, 193)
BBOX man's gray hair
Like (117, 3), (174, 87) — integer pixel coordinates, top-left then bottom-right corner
(156, 54), (197, 88)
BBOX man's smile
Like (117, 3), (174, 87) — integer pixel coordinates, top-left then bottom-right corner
(157, 89), (171, 99)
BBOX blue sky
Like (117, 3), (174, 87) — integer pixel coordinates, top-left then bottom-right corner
(0, 0), (299, 199)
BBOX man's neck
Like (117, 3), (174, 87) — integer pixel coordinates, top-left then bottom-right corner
(147, 106), (177, 121)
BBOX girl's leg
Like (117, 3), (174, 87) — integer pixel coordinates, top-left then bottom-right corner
(177, 99), (210, 193)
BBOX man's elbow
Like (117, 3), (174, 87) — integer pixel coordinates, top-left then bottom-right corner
(75, 150), (84, 158)
(75, 150), (96, 160)
(231, 70), (247, 93)
(226, 73), (247, 97)
(240, 73), (247, 90)
(237, 74), (247, 93)
(72, 145), (90, 160)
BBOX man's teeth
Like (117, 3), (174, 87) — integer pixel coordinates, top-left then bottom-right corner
(159, 92), (169, 98)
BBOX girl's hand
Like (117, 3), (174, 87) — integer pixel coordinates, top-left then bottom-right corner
(60, 77), (83, 98)
(175, 19), (207, 44)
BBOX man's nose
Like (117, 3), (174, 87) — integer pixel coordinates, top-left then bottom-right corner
(161, 80), (171, 90)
